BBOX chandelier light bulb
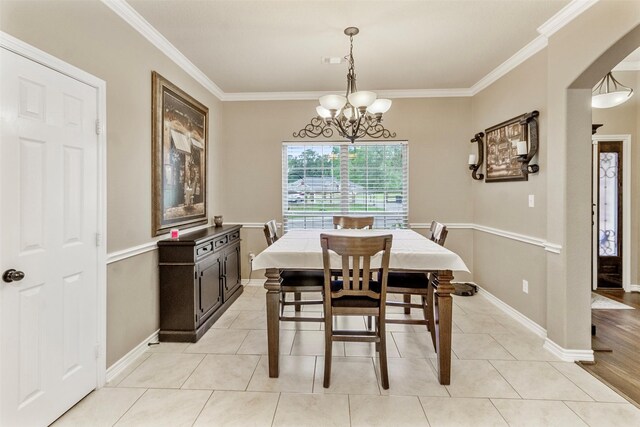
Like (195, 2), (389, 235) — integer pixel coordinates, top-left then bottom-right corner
(347, 91), (377, 109)
(319, 94), (347, 111)
(316, 106), (332, 118)
(367, 99), (392, 114)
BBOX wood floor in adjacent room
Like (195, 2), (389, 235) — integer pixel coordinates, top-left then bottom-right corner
(582, 290), (640, 407)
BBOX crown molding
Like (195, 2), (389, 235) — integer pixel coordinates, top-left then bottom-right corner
(613, 61), (640, 72)
(537, 0), (599, 38)
(100, 0), (225, 100)
(106, 0), (594, 102)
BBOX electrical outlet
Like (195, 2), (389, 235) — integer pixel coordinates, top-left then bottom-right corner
(522, 279), (529, 294)
(248, 252), (255, 263)
(528, 194), (535, 207)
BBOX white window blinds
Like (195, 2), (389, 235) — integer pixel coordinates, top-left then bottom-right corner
(282, 141), (408, 230)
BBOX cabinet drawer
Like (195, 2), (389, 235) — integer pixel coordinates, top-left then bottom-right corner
(228, 230), (240, 243)
(214, 235), (228, 249)
(196, 242), (213, 258)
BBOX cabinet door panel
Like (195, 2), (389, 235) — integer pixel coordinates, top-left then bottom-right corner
(223, 243), (241, 300)
(198, 252), (223, 324)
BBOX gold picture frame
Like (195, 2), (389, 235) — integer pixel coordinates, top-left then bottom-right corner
(152, 71), (208, 236)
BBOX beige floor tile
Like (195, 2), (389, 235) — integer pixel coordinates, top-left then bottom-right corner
(273, 393), (350, 427)
(115, 389), (211, 427)
(240, 285), (260, 297)
(119, 353), (205, 389)
(549, 362), (626, 403)
(314, 356), (380, 395)
(232, 294), (267, 311)
(490, 333), (560, 361)
(193, 391), (279, 427)
(247, 355), (316, 393)
(106, 353), (151, 387)
(453, 296), (501, 316)
(229, 310), (267, 329)
(454, 313), (512, 334)
(420, 397), (507, 427)
(375, 358), (448, 397)
(184, 328), (250, 354)
(290, 330), (345, 356)
(52, 388), (145, 427)
(146, 342), (189, 353)
(320, 315), (369, 331)
(392, 332), (437, 358)
(434, 359), (519, 398)
(452, 334), (514, 360)
(344, 332), (400, 358)
(349, 394), (429, 427)
(564, 401), (640, 426)
(211, 310), (241, 329)
(492, 399), (588, 427)
(385, 313), (430, 332)
(280, 312), (323, 330)
(491, 360), (592, 401)
(182, 354), (260, 390)
(237, 329), (296, 355)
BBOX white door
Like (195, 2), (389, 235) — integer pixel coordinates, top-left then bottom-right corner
(1, 48), (99, 427)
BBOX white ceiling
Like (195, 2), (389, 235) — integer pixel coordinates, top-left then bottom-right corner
(127, 0), (571, 94)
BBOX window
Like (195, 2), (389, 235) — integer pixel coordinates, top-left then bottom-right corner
(282, 141), (408, 230)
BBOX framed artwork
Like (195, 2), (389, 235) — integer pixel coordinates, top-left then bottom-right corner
(485, 114), (528, 182)
(152, 71), (208, 236)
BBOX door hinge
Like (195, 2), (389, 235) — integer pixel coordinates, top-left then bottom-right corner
(94, 344), (101, 360)
(95, 233), (102, 247)
(95, 119), (102, 135)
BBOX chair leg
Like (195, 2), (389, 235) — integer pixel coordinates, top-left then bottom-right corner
(294, 292), (302, 312)
(378, 316), (389, 390)
(403, 294), (411, 314)
(367, 315), (373, 330)
(280, 291), (286, 317)
(421, 295), (430, 332)
(323, 314), (333, 388)
(375, 317), (380, 352)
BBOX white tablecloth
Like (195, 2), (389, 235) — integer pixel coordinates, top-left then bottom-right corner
(252, 229), (469, 272)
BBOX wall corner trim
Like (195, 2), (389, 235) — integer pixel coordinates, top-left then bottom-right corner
(100, 0), (225, 100)
(543, 338), (595, 362)
(536, 0), (599, 38)
(105, 329), (159, 384)
(475, 284), (547, 338)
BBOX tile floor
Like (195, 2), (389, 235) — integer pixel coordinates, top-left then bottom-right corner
(53, 284), (640, 427)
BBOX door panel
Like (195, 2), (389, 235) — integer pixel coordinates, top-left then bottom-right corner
(223, 244), (241, 300)
(1, 48), (99, 427)
(198, 252), (223, 324)
(596, 141), (623, 288)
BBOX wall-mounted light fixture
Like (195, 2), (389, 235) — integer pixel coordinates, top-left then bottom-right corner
(515, 110), (540, 174)
(468, 132), (484, 180)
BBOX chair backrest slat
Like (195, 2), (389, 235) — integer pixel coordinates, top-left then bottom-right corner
(333, 216), (374, 230)
(263, 220), (278, 246)
(430, 221), (448, 246)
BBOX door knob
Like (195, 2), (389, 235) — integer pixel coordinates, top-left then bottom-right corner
(2, 269), (25, 283)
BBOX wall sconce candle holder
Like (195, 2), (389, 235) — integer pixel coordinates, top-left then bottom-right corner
(515, 110), (540, 174)
(468, 132), (484, 180)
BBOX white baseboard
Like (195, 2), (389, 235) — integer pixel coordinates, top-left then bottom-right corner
(543, 338), (595, 362)
(105, 329), (159, 384)
(475, 284), (547, 338)
(630, 284), (640, 293)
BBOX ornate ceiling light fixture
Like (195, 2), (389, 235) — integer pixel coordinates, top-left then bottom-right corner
(293, 27), (396, 143)
(592, 72), (634, 109)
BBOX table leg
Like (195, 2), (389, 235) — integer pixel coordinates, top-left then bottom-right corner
(434, 270), (454, 385)
(265, 268), (282, 378)
(403, 294), (411, 314)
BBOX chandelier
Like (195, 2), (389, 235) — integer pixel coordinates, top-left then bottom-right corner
(293, 27), (396, 143)
(592, 72), (634, 109)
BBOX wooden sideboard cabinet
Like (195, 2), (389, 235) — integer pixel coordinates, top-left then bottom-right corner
(157, 225), (243, 342)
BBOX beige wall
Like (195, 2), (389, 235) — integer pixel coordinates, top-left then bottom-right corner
(470, 51), (549, 326)
(0, 0), (223, 366)
(592, 70), (640, 285)
(221, 98), (475, 282)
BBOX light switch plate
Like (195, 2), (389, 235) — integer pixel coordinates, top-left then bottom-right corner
(528, 194), (535, 207)
(523, 280), (529, 294)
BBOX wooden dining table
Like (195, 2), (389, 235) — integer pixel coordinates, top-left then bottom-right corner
(252, 228), (469, 385)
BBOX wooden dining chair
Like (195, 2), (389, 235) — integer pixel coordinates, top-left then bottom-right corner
(332, 215), (374, 229)
(385, 222), (448, 331)
(320, 233), (393, 389)
(263, 221), (324, 321)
